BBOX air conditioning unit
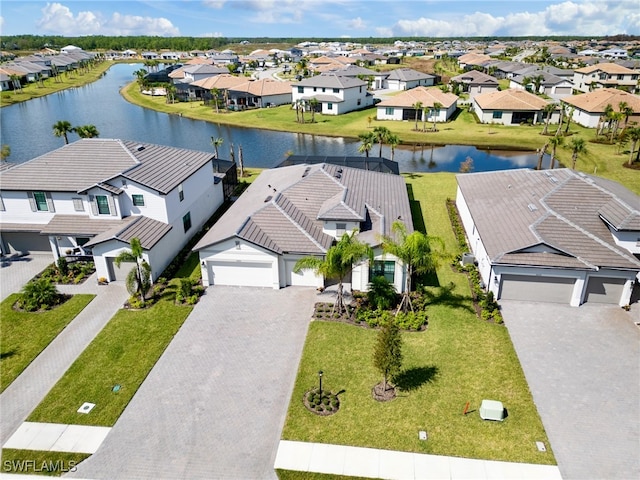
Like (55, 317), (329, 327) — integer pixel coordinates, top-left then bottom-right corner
(461, 252), (476, 266)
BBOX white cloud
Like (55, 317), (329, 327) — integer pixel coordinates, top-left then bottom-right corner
(0, 16), (4, 35)
(36, 2), (180, 36)
(386, 0), (639, 37)
(202, 0), (226, 8)
(201, 31), (224, 37)
(346, 17), (366, 30)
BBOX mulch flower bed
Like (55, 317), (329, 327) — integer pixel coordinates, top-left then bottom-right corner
(372, 382), (397, 402)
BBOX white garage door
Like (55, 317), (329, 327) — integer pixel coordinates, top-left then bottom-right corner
(207, 260), (273, 287)
(584, 277), (625, 304)
(284, 259), (319, 287)
(500, 274), (575, 304)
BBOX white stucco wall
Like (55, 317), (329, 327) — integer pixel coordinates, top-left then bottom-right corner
(609, 229), (640, 255)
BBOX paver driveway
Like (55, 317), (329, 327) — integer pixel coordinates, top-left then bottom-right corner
(0, 253), (51, 301)
(501, 301), (640, 480)
(70, 285), (317, 480)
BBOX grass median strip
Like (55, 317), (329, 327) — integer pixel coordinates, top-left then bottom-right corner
(27, 298), (192, 426)
(1, 450), (89, 477)
(1, 294), (95, 393)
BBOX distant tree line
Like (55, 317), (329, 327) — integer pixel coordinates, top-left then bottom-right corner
(1, 34), (615, 53)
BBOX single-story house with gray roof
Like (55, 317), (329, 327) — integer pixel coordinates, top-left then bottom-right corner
(456, 168), (640, 306)
(194, 163), (413, 291)
(0, 139), (235, 283)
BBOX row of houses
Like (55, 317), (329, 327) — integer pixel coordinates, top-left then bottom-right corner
(2, 139), (638, 308)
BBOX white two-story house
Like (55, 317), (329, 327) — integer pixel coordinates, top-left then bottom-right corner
(194, 162), (413, 293)
(0, 139), (232, 282)
(573, 62), (638, 94)
(291, 73), (374, 115)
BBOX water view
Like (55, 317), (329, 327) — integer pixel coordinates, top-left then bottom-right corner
(1, 63), (545, 172)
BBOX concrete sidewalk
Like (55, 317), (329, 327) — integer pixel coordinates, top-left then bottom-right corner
(274, 440), (562, 480)
(0, 278), (128, 446)
(3, 422), (110, 454)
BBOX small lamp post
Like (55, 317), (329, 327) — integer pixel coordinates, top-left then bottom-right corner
(318, 370), (323, 400)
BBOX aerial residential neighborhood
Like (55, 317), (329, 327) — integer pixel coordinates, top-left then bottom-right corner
(1, 1), (639, 479)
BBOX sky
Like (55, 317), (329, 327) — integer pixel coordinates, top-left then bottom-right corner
(0, 0), (638, 39)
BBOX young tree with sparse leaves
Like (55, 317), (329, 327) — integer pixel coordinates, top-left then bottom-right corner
(373, 317), (403, 394)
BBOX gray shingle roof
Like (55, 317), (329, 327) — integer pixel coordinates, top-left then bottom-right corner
(294, 73), (367, 89)
(0, 139), (215, 195)
(40, 215), (130, 236)
(456, 168), (640, 272)
(386, 68), (435, 82)
(85, 215), (172, 250)
(194, 163), (412, 254)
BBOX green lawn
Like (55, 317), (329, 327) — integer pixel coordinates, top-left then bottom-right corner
(281, 172), (555, 465)
(0, 294), (95, 393)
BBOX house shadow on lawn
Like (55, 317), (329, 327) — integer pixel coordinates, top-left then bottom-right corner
(421, 282), (474, 313)
(395, 365), (438, 392)
(406, 183), (426, 234)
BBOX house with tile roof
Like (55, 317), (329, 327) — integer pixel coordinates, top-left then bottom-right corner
(456, 168), (640, 306)
(0, 139), (235, 283)
(382, 68), (436, 91)
(561, 88), (640, 128)
(292, 73), (374, 115)
(509, 71), (574, 101)
(194, 163), (413, 291)
(472, 89), (557, 125)
(450, 70), (499, 102)
(376, 86), (458, 123)
(573, 62), (638, 94)
(227, 78), (293, 108)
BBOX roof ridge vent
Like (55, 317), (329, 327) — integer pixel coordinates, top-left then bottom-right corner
(264, 195), (272, 203)
(302, 167), (311, 177)
(135, 144), (145, 152)
(527, 203), (538, 212)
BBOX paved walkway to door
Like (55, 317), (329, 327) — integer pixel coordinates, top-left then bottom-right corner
(501, 301), (640, 480)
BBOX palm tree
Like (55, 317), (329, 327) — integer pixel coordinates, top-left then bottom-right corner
(294, 232), (373, 316)
(623, 127), (640, 166)
(373, 126), (390, 157)
(568, 137), (587, 169)
(387, 133), (401, 161)
(52, 120), (73, 145)
(532, 74), (544, 94)
(210, 136), (224, 158)
(381, 221), (445, 314)
(9, 74), (22, 94)
(133, 68), (148, 92)
(358, 132), (375, 157)
(308, 97), (319, 123)
(536, 140), (549, 170)
(1, 144), (10, 161)
(563, 106), (575, 135)
(431, 102), (443, 131)
(411, 101), (422, 131)
(115, 237), (152, 304)
(165, 83), (177, 104)
(548, 135), (564, 169)
(619, 101), (634, 128)
(609, 111), (624, 142)
(210, 87), (220, 113)
(541, 103), (556, 135)
(74, 125), (99, 138)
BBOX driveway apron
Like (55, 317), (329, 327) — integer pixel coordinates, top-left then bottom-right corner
(501, 301), (640, 480)
(71, 286), (317, 480)
(0, 254), (52, 302)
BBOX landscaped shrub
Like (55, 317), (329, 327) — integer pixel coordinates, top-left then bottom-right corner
(56, 257), (69, 277)
(395, 310), (428, 331)
(367, 276), (398, 310)
(127, 296), (146, 309)
(17, 277), (63, 312)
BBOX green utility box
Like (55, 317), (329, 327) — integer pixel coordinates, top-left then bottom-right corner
(479, 399), (505, 421)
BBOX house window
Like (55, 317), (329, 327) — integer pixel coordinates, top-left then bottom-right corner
(370, 260), (395, 283)
(72, 197), (84, 211)
(132, 194), (145, 207)
(617, 74), (624, 80)
(328, 102), (333, 110)
(178, 184), (184, 202)
(322, 87), (326, 92)
(333, 88), (339, 93)
(336, 222), (346, 235)
(492, 111), (503, 119)
(313, 87), (317, 92)
(632, 75), (638, 80)
(183, 212), (192, 232)
(297, 86), (303, 94)
(96, 195), (110, 215)
(357, 99), (361, 105)
(33, 192), (48, 211)
(385, 107), (394, 115)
